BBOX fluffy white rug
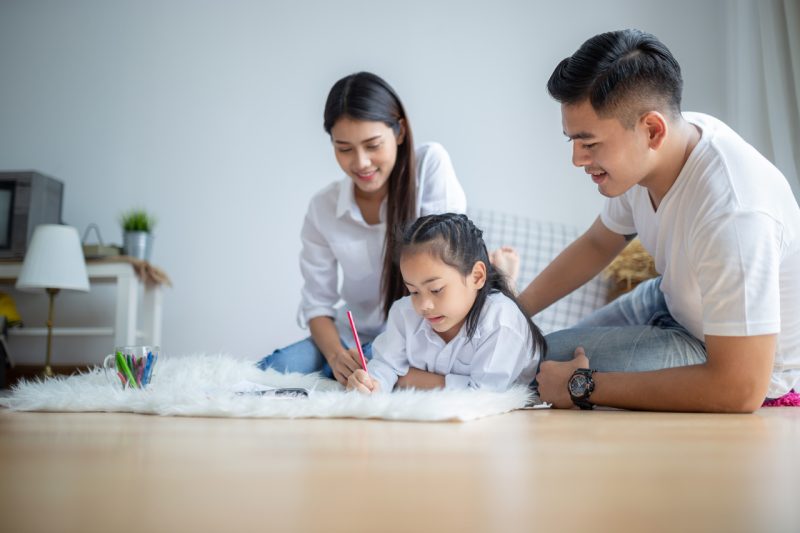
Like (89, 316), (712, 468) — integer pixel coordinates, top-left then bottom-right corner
(0, 354), (537, 422)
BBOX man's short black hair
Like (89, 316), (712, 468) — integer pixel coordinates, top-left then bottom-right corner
(547, 29), (683, 128)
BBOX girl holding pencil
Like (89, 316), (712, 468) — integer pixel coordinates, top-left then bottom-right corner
(258, 72), (467, 385)
(348, 213), (546, 394)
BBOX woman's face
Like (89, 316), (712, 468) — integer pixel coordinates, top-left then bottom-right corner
(330, 116), (405, 200)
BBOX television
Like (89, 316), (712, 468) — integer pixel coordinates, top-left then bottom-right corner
(0, 171), (64, 259)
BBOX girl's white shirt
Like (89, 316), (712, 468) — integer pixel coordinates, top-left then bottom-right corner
(368, 292), (540, 392)
(297, 142), (467, 342)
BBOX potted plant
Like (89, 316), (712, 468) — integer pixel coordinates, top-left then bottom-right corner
(120, 209), (156, 261)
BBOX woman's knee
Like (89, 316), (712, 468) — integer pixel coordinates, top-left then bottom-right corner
(257, 338), (324, 374)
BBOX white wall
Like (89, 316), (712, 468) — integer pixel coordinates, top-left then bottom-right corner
(0, 0), (733, 363)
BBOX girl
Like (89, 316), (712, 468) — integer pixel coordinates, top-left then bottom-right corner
(258, 72), (467, 385)
(348, 213), (547, 393)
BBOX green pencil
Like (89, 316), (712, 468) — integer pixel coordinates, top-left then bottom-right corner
(116, 351), (138, 389)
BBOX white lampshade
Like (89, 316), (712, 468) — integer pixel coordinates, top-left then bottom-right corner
(16, 224), (90, 292)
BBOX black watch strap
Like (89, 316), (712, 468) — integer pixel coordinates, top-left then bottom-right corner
(569, 368), (596, 410)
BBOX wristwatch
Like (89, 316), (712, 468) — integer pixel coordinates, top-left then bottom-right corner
(568, 368), (596, 410)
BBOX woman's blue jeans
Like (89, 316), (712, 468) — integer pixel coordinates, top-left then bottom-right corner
(257, 336), (373, 379)
(544, 277), (707, 371)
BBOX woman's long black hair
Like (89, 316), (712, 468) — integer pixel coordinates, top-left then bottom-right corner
(400, 213), (547, 356)
(323, 72), (416, 320)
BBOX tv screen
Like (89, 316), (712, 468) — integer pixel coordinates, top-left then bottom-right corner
(0, 171), (64, 258)
(0, 184), (12, 249)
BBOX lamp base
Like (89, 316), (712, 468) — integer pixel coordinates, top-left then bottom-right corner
(43, 288), (60, 380)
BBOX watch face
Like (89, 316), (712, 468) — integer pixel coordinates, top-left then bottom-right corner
(569, 374), (588, 397)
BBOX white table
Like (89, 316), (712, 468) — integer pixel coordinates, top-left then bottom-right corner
(0, 261), (162, 347)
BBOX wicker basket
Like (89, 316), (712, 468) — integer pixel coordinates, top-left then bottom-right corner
(603, 239), (658, 301)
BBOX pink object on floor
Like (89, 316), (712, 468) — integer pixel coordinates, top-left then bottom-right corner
(762, 390), (800, 407)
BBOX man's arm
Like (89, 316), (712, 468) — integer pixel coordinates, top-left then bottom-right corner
(537, 334), (775, 413)
(518, 216), (629, 317)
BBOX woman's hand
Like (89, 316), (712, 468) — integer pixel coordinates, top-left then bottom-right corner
(327, 347), (364, 386)
(347, 369), (380, 394)
(309, 317), (363, 386)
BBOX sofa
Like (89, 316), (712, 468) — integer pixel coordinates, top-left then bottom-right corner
(469, 209), (612, 334)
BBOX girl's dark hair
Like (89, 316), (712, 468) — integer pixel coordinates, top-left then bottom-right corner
(323, 72), (416, 319)
(547, 29), (683, 127)
(400, 213), (547, 357)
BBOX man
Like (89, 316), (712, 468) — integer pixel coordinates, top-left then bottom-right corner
(519, 29), (800, 412)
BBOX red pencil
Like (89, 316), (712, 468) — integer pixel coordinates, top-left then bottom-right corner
(346, 310), (369, 374)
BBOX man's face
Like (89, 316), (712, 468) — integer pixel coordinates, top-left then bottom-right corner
(561, 100), (654, 198)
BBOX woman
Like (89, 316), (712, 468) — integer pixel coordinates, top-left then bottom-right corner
(258, 72), (466, 385)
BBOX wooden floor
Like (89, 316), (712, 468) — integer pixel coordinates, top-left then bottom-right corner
(1, 407), (799, 533)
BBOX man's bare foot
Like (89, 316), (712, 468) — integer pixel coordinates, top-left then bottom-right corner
(490, 246), (520, 291)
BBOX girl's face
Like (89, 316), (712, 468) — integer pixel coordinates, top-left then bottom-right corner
(330, 116), (406, 200)
(400, 250), (486, 343)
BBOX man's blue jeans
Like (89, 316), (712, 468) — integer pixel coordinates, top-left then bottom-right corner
(544, 277), (707, 371)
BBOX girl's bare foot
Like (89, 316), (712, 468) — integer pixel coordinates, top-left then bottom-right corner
(490, 246), (520, 291)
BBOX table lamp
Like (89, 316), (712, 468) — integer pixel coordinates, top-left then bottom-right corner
(15, 224), (90, 377)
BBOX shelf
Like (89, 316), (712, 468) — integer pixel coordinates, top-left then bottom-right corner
(9, 327), (116, 337)
(0, 260), (162, 348)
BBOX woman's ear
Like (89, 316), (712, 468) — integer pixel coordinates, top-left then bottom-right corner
(470, 261), (487, 290)
(396, 119), (407, 145)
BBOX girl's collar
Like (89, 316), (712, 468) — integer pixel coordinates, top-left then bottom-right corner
(415, 315), (482, 346)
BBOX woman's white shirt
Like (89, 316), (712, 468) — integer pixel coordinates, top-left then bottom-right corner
(297, 142), (467, 341)
(367, 292), (540, 392)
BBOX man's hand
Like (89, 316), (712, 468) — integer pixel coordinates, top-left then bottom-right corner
(328, 347), (363, 386)
(536, 346), (590, 409)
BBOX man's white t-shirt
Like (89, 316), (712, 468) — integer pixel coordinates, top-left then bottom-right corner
(601, 112), (800, 398)
(297, 142), (467, 341)
(368, 292), (540, 392)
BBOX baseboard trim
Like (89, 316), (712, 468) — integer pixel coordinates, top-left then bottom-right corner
(3, 364), (91, 389)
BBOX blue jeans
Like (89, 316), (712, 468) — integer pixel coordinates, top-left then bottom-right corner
(544, 277), (707, 371)
(257, 337), (373, 379)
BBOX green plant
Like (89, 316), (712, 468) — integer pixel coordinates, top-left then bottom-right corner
(120, 209), (156, 233)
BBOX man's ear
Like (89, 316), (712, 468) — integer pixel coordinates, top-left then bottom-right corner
(641, 111), (668, 150)
(470, 261), (487, 290)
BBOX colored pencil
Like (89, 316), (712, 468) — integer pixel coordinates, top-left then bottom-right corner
(346, 310), (369, 374)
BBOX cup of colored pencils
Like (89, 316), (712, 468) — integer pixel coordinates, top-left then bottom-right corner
(103, 345), (160, 389)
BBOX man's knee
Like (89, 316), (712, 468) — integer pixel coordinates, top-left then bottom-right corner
(543, 329), (582, 361)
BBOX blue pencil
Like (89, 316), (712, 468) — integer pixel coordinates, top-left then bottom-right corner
(142, 352), (153, 386)
(149, 353), (158, 384)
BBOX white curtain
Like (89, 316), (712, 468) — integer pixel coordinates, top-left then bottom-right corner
(728, 0), (800, 200)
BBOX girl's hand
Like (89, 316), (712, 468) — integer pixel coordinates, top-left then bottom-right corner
(328, 347), (364, 385)
(347, 369), (379, 394)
